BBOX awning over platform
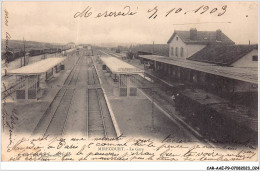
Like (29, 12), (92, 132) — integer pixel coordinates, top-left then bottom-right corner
(100, 57), (143, 74)
(8, 57), (66, 75)
(139, 55), (258, 84)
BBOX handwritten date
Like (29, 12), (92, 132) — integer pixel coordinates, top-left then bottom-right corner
(148, 5), (227, 19)
(74, 5), (228, 20)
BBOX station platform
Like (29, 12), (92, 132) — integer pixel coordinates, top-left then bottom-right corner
(2, 55), (79, 134)
(94, 55), (198, 141)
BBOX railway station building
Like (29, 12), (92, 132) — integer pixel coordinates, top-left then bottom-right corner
(167, 28), (235, 59)
(134, 29), (258, 141)
(138, 29), (258, 97)
(139, 53), (257, 96)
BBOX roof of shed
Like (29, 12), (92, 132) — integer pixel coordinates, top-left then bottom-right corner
(8, 57), (66, 75)
(100, 57), (143, 74)
(139, 55), (258, 84)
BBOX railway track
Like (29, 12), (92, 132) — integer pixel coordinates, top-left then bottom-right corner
(33, 53), (116, 138)
(33, 56), (82, 136)
(87, 56), (116, 138)
(134, 75), (172, 103)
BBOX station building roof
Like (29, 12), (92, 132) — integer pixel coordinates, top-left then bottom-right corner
(139, 55), (258, 84)
(188, 45), (258, 66)
(100, 57), (143, 74)
(8, 57), (66, 75)
(167, 30), (234, 45)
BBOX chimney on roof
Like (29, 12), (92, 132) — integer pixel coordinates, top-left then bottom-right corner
(216, 29), (222, 41)
(190, 28), (197, 40)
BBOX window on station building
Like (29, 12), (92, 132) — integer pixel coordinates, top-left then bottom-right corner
(252, 55), (258, 61)
(171, 47), (174, 56)
(180, 47), (184, 57)
(176, 37), (178, 41)
(175, 47), (178, 57)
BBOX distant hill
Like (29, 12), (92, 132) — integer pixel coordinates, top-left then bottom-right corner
(1, 39), (63, 52)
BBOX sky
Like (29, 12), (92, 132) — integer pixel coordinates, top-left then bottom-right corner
(1, 1), (258, 45)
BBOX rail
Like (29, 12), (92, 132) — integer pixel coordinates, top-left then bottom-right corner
(87, 56), (107, 138)
(32, 56), (81, 136)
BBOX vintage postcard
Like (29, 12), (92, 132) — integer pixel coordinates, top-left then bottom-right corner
(1, 0), (259, 167)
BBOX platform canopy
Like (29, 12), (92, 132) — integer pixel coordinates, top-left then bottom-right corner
(139, 55), (258, 84)
(8, 57), (66, 75)
(100, 57), (143, 74)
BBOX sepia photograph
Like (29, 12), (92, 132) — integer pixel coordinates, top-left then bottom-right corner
(1, 1), (259, 169)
